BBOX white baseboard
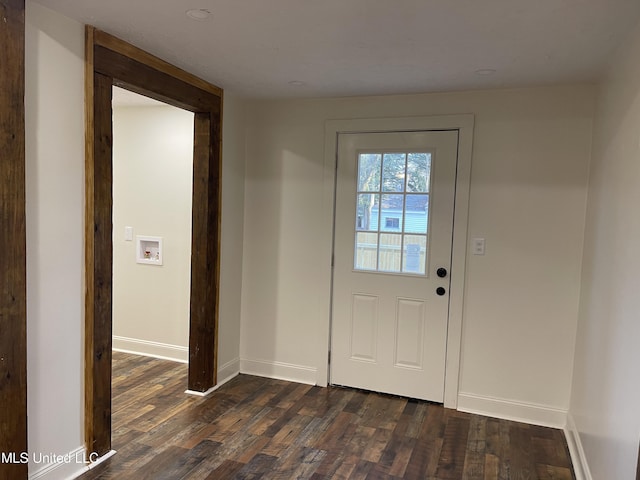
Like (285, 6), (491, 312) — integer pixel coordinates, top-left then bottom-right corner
(218, 357), (240, 385)
(564, 413), (593, 480)
(240, 357), (317, 385)
(457, 392), (567, 428)
(185, 385), (219, 397)
(185, 358), (240, 398)
(28, 446), (104, 480)
(72, 450), (116, 479)
(113, 336), (188, 363)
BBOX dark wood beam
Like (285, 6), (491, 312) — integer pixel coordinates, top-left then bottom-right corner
(92, 28), (222, 98)
(188, 112), (222, 391)
(0, 0), (28, 478)
(85, 70), (114, 456)
(85, 25), (222, 454)
(93, 46), (220, 113)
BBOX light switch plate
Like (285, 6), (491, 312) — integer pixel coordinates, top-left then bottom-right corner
(472, 237), (485, 255)
(124, 226), (133, 241)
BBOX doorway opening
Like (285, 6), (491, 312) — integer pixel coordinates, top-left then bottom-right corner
(111, 86), (194, 364)
(85, 27), (223, 457)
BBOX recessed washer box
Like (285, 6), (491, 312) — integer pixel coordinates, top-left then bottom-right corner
(136, 236), (163, 265)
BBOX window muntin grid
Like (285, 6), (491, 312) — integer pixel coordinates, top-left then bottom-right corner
(354, 152), (431, 275)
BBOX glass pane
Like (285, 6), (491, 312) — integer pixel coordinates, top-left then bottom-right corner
(356, 194), (379, 231)
(355, 232), (378, 270)
(403, 235), (427, 274)
(381, 153), (406, 192)
(357, 154), (381, 192)
(379, 234), (402, 272)
(407, 153), (431, 193)
(380, 194), (403, 232)
(404, 194), (428, 234)
(353, 152), (430, 276)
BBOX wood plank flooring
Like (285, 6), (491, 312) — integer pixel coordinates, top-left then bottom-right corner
(78, 352), (575, 479)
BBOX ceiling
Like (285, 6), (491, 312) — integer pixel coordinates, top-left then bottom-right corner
(36, 0), (640, 99)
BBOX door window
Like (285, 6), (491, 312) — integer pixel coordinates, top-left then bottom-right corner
(354, 152), (431, 275)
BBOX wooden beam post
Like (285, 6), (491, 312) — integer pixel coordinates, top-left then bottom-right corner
(85, 66), (114, 456)
(188, 112), (221, 392)
(0, 0), (28, 478)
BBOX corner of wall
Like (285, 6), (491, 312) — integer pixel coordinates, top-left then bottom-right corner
(564, 413), (593, 480)
(218, 91), (248, 373)
(566, 15), (640, 480)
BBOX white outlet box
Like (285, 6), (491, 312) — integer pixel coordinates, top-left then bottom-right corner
(136, 235), (163, 265)
(472, 237), (485, 255)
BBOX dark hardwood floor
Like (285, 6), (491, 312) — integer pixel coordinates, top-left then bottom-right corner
(77, 352), (575, 479)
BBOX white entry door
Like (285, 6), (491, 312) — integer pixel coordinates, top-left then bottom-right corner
(330, 130), (458, 402)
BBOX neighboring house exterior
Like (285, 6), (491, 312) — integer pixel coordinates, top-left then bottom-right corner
(369, 196), (428, 233)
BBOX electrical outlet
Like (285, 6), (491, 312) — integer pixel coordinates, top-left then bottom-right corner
(472, 237), (485, 255)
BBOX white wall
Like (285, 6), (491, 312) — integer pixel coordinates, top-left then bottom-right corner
(112, 104), (194, 362)
(241, 85), (594, 424)
(25, 2), (86, 478)
(112, 95), (246, 379)
(25, 3), (246, 477)
(568, 18), (640, 480)
(217, 93), (246, 382)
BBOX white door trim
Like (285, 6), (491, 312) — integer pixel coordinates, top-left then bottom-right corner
(318, 115), (474, 409)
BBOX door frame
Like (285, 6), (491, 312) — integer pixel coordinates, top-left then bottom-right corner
(85, 26), (223, 456)
(320, 115), (474, 408)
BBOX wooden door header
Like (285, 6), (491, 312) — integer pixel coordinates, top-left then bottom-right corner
(92, 27), (222, 99)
